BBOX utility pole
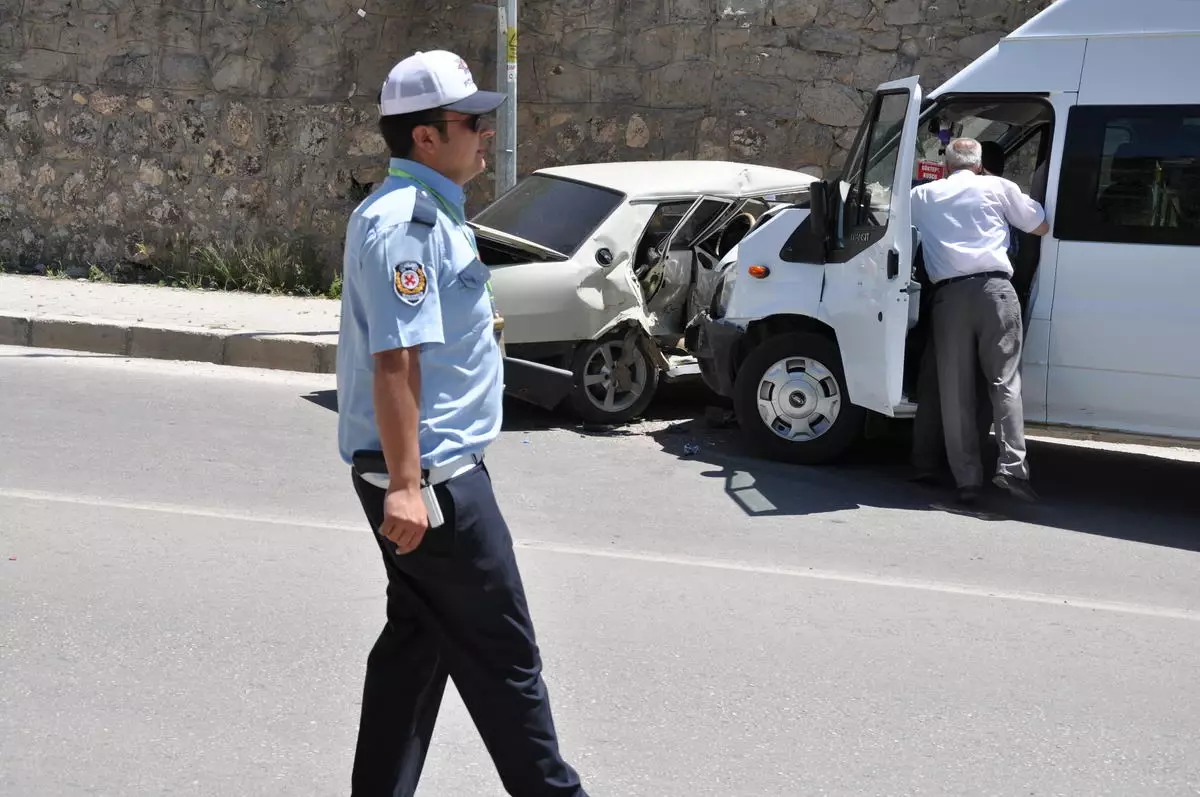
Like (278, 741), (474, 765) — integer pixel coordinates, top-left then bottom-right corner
(495, 0), (518, 198)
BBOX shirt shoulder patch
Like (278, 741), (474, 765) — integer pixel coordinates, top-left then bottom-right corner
(393, 261), (429, 305)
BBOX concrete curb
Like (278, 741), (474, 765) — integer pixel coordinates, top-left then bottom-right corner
(0, 313), (337, 373)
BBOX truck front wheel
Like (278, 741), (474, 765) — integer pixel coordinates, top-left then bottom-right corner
(732, 332), (865, 465)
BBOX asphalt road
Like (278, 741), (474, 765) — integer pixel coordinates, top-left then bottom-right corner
(2, 345), (1198, 796)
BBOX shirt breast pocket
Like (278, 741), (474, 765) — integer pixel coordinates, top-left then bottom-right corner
(449, 258), (494, 337)
(446, 232), (487, 291)
(456, 258), (490, 291)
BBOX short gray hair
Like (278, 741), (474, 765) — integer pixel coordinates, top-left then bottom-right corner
(945, 138), (982, 172)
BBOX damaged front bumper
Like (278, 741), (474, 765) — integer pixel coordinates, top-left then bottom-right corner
(692, 313), (745, 398)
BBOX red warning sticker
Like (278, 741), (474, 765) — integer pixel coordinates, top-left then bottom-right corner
(917, 160), (945, 181)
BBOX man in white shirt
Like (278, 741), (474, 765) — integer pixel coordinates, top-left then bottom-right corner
(910, 138), (1049, 504)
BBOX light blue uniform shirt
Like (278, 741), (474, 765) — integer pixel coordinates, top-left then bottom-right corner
(336, 158), (503, 469)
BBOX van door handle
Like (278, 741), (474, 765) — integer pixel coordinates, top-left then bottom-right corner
(886, 249), (900, 279)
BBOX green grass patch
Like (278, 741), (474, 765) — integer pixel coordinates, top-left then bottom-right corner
(9, 236), (343, 300)
(131, 234), (341, 299)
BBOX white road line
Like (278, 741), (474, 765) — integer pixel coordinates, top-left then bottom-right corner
(4, 487), (1197, 623)
(0, 488), (359, 532)
(517, 540), (1200, 623)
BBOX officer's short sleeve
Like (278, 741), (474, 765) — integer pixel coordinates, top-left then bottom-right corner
(361, 222), (445, 354)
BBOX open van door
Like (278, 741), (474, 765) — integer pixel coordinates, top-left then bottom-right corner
(821, 76), (922, 416)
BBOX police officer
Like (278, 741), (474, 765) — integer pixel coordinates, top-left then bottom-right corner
(335, 50), (590, 797)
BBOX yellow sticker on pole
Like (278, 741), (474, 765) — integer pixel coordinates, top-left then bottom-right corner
(505, 26), (518, 65)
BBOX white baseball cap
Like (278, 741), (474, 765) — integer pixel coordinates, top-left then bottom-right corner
(379, 50), (507, 117)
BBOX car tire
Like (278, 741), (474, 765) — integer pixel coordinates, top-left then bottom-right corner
(567, 334), (660, 424)
(732, 332), (865, 465)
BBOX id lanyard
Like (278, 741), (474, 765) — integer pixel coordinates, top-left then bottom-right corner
(387, 167), (497, 314)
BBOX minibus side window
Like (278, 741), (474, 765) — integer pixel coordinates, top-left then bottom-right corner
(1056, 105), (1200, 247)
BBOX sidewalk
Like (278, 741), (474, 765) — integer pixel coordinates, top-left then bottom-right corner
(0, 275), (340, 373)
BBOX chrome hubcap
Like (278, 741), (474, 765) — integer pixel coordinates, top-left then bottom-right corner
(755, 355), (841, 442)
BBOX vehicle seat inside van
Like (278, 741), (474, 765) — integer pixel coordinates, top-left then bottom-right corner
(1008, 132), (1053, 324)
(1098, 143), (1158, 226)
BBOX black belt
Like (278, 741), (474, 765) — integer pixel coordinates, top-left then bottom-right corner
(934, 270), (1009, 289)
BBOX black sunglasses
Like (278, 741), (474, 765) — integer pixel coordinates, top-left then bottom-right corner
(415, 114), (491, 133)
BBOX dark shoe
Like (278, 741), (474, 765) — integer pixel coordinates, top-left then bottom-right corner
(957, 486), (981, 505)
(993, 474), (1039, 503)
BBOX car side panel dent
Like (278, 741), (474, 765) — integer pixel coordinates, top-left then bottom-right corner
(573, 256), (645, 336)
(589, 309), (672, 372)
(593, 306), (652, 343)
(574, 246), (639, 310)
(568, 211), (652, 340)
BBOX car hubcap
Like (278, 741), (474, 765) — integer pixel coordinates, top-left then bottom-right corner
(582, 341), (647, 414)
(755, 355), (841, 442)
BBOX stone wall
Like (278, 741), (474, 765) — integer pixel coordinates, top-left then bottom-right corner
(0, 0), (1051, 275)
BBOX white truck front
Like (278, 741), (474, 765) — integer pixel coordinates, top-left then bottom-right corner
(693, 76), (925, 465)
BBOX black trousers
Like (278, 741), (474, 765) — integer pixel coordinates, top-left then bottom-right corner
(350, 464), (587, 797)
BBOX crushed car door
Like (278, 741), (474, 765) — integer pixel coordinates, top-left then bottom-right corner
(821, 75), (922, 416)
(640, 195), (733, 337)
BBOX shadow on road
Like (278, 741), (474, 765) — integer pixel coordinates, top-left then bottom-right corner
(651, 418), (964, 515)
(499, 380), (715, 433)
(302, 383), (1200, 553)
(647, 416), (1200, 553)
(1012, 441), (1200, 550)
(301, 389), (338, 412)
(300, 382), (716, 431)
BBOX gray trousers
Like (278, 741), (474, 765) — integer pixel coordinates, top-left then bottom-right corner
(911, 333), (993, 476)
(931, 275), (1029, 488)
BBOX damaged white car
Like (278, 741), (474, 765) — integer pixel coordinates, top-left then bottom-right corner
(471, 161), (817, 423)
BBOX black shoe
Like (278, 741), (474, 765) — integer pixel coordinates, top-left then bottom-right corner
(993, 474), (1039, 503)
(957, 486), (981, 505)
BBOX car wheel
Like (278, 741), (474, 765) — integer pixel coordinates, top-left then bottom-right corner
(732, 332), (865, 464)
(568, 334), (660, 424)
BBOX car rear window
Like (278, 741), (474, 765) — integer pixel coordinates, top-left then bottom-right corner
(472, 175), (624, 256)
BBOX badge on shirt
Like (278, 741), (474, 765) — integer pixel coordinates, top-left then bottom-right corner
(393, 262), (427, 306)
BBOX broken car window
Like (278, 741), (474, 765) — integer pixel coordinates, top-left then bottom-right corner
(473, 175), (623, 257)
